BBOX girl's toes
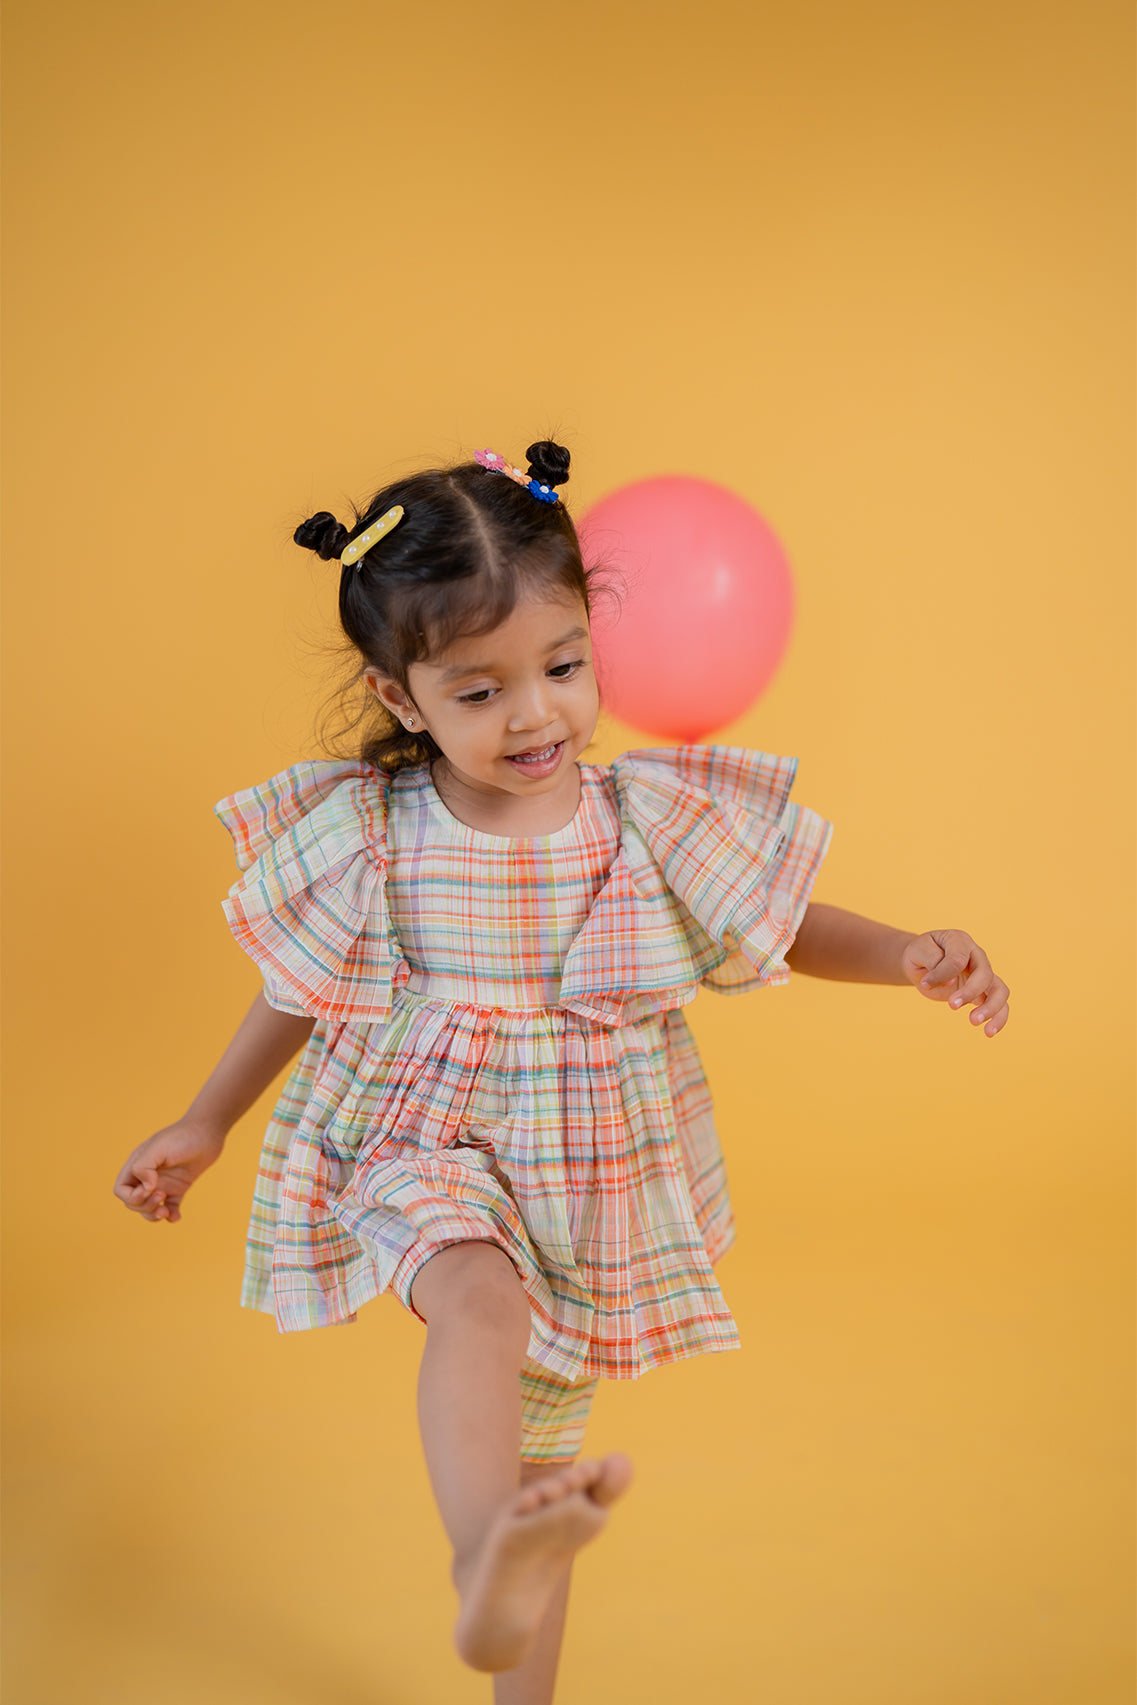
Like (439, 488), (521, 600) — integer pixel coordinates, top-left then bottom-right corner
(588, 1452), (635, 1507)
(518, 1464), (579, 1511)
(511, 1455), (619, 1524)
(515, 1482), (549, 1514)
(524, 1459), (595, 1507)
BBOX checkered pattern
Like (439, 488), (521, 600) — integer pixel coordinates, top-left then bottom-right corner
(214, 747), (834, 1383)
(516, 1363), (598, 1462)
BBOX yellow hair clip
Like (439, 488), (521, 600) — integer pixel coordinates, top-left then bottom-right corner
(340, 505), (404, 566)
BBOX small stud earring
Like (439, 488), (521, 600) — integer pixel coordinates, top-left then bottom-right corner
(406, 716), (415, 728)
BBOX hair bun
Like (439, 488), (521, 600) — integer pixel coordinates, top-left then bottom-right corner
(524, 440), (571, 489)
(294, 511), (351, 561)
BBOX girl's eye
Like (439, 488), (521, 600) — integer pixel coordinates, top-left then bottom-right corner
(457, 661), (583, 705)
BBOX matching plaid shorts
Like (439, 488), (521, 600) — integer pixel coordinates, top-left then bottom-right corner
(517, 1362), (598, 1463)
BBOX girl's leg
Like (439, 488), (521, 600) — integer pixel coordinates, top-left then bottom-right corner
(409, 1240), (632, 1676)
(491, 1369), (598, 1701)
(410, 1240), (531, 1569)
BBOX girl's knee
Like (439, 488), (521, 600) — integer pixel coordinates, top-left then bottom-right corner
(411, 1240), (530, 1347)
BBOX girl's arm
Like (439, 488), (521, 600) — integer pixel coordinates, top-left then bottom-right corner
(182, 991), (316, 1132)
(112, 992), (316, 1224)
(785, 903), (916, 983)
(785, 903), (1011, 1037)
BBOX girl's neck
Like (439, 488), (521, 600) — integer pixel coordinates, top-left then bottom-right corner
(429, 757), (583, 839)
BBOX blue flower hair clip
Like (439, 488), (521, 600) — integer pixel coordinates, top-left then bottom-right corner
(474, 447), (560, 504)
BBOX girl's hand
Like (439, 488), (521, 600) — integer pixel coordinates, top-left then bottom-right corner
(901, 929), (1011, 1039)
(112, 1116), (227, 1223)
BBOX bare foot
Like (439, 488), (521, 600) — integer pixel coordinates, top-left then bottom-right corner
(453, 1453), (634, 1672)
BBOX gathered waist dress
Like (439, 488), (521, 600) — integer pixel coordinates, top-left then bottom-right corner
(214, 745), (834, 1383)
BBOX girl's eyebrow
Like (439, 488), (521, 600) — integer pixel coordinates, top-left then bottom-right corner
(435, 626), (588, 683)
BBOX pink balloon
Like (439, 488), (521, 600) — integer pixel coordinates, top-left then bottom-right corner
(577, 476), (795, 741)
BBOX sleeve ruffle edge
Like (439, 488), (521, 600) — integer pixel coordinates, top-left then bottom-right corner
(213, 760), (408, 1025)
(557, 745), (835, 1025)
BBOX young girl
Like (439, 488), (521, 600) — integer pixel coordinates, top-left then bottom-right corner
(113, 439), (1010, 1705)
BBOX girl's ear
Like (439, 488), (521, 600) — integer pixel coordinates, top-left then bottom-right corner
(365, 668), (419, 727)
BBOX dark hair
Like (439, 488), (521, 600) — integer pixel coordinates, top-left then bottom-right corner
(295, 440), (608, 772)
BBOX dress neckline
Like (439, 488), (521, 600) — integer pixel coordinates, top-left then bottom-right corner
(414, 762), (597, 847)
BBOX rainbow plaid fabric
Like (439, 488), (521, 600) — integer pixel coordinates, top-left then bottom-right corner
(214, 746), (834, 1382)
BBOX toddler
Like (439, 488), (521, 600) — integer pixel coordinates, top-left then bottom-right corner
(114, 439), (1009, 1705)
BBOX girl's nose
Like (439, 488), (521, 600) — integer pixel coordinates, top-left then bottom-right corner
(507, 679), (557, 732)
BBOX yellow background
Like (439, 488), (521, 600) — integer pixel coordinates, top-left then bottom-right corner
(3, 2), (1134, 1700)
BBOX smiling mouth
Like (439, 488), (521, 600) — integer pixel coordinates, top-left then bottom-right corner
(505, 741), (562, 764)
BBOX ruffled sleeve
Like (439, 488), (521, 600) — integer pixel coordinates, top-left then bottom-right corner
(213, 759), (408, 1024)
(559, 745), (834, 1026)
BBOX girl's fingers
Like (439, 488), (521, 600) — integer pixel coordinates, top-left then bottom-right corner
(928, 959), (986, 1000)
(114, 1164), (157, 1202)
(919, 951), (966, 988)
(114, 1145), (202, 1219)
(917, 932), (987, 995)
(949, 967), (991, 1010)
(132, 1183), (170, 1220)
(968, 982), (1010, 1036)
(118, 1170), (188, 1221)
(969, 981), (1008, 1020)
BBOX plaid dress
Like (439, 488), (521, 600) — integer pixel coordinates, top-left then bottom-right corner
(214, 746), (834, 1383)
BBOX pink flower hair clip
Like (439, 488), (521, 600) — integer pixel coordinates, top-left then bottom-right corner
(474, 447), (560, 504)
